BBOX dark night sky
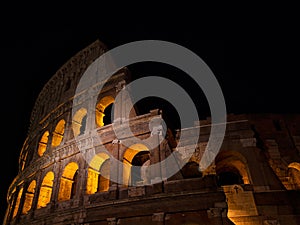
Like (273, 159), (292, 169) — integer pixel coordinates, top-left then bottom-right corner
(1, 10), (299, 222)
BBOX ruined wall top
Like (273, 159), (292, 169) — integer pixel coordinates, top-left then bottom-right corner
(28, 39), (107, 134)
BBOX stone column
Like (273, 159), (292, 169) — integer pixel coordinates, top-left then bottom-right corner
(77, 160), (87, 206)
(85, 91), (98, 132)
(63, 111), (75, 141)
(117, 144), (127, 188)
(149, 115), (164, 184)
(7, 187), (18, 223)
(113, 81), (125, 124)
(113, 80), (136, 124)
(51, 157), (63, 208)
(12, 185), (24, 223)
(109, 139), (120, 199)
(30, 170), (43, 214)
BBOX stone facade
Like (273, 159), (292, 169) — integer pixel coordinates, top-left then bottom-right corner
(3, 40), (300, 225)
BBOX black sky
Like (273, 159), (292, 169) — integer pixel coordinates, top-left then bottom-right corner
(1, 14), (299, 222)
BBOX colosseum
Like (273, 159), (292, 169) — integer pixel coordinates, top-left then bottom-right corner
(3, 40), (300, 225)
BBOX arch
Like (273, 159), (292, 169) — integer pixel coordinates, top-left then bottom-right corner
(86, 153), (110, 194)
(95, 96), (114, 127)
(98, 159), (110, 192)
(288, 162), (300, 171)
(71, 170), (78, 198)
(37, 131), (49, 156)
(181, 161), (202, 179)
(51, 119), (66, 147)
(72, 107), (87, 137)
(140, 159), (150, 184)
(217, 168), (244, 186)
(103, 103), (114, 125)
(37, 171), (54, 208)
(58, 162), (79, 201)
(215, 151), (251, 186)
(288, 162), (300, 190)
(22, 180), (36, 214)
(123, 144), (150, 186)
(12, 187), (23, 219)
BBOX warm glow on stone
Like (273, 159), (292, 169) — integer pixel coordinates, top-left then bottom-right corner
(89, 152), (110, 171)
(58, 162), (78, 201)
(72, 108), (87, 137)
(287, 162), (300, 189)
(22, 180), (36, 214)
(87, 153), (110, 194)
(51, 119), (65, 147)
(216, 151), (251, 185)
(38, 131), (49, 156)
(12, 188), (23, 218)
(96, 96), (114, 127)
(37, 172), (54, 209)
(223, 185), (258, 224)
(98, 159), (110, 192)
(123, 161), (132, 187)
(86, 168), (100, 194)
(123, 144), (149, 186)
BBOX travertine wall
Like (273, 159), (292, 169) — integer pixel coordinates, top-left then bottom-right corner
(3, 40), (300, 225)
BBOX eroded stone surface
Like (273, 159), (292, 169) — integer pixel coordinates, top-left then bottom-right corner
(4, 40), (300, 225)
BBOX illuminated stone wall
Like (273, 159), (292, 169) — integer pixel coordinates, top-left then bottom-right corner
(3, 40), (300, 225)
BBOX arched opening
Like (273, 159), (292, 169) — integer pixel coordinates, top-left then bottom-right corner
(98, 159), (110, 192)
(71, 170), (78, 199)
(288, 162), (300, 190)
(58, 162), (79, 201)
(103, 103), (114, 125)
(123, 144), (150, 186)
(51, 119), (66, 147)
(72, 108), (87, 137)
(131, 151), (150, 185)
(215, 151), (251, 186)
(86, 153), (110, 194)
(218, 169), (244, 186)
(12, 187), (23, 219)
(37, 171), (54, 208)
(95, 96), (114, 127)
(37, 131), (49, 156)
(22, 180), (36, 214)
(181, 161), (202, 179)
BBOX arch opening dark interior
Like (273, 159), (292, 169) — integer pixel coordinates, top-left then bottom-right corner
(131, 151), (150, 186)
(103, 103), (114, 125)
(79, 115), (87, 135)
(98, 159), (110, 192)
(71, 170), (78, 199)
(181, 161), (202, 179)
(217, 171), (244, 186)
